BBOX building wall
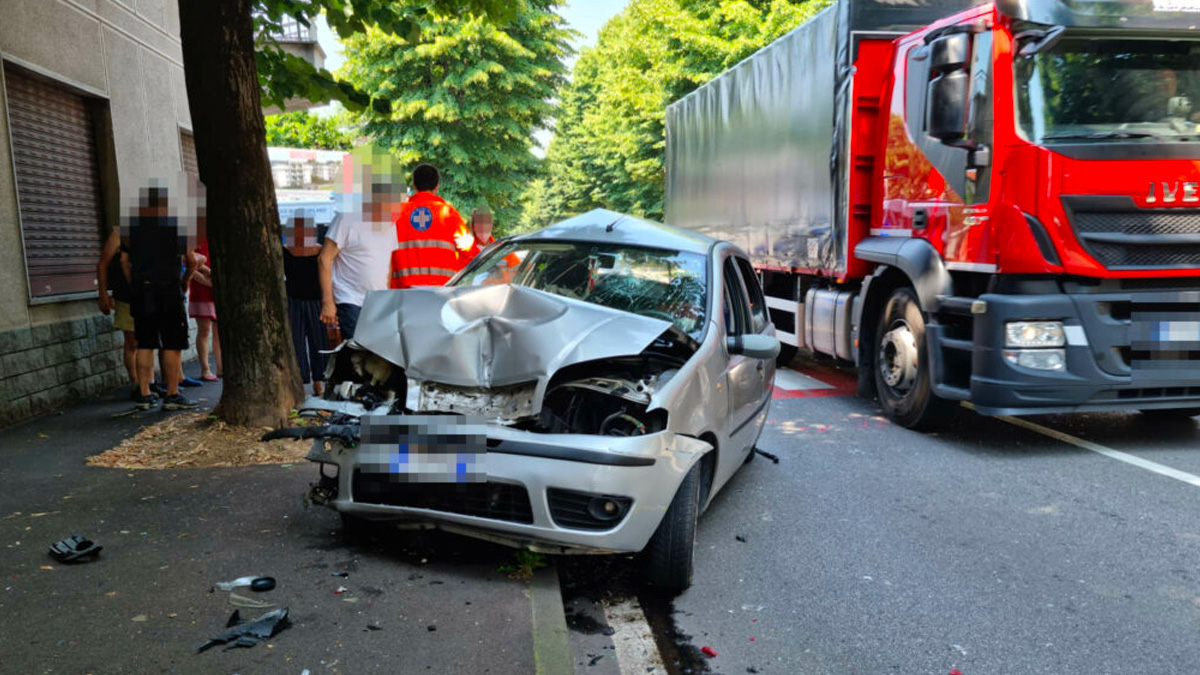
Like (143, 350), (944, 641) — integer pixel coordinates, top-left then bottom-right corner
(0, 0), (196, 425)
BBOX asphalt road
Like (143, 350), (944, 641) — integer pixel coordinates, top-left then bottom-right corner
(662, 356), (1200, 675)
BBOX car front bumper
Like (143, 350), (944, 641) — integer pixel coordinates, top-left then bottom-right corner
(305, 422), (710, 554)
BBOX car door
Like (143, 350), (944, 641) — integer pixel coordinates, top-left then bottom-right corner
(721, 257), (763, 455)
(734, 256), (776, 420)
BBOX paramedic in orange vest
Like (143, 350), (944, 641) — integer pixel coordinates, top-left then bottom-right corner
(390, 163), (473, 289)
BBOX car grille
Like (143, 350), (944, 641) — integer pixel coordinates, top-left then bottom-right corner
(351, 471), (534, 524)
(546, 489), (633, 531)
(1064, 196), (1200, 270)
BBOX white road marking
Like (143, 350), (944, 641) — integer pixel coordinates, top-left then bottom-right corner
(987, 409), (1200, 489)
(605, 598), (666, 675)
(774, 368), (834, 391)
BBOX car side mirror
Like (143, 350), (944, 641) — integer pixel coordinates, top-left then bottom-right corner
(727, 334), (780, 360)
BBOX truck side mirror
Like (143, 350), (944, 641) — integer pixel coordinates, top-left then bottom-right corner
(927, 70), (970, 142)
(929, 33), (969, 72)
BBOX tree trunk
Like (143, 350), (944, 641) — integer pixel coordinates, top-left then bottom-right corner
(178, 0), (302, 427)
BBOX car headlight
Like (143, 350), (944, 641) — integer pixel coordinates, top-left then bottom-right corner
(1005, 321), (1065, 348)
(1003, 349), (1066, 371)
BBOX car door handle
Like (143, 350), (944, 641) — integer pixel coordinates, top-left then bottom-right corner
(756, 360), (765, 373)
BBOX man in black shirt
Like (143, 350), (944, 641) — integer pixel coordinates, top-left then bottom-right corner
(126, 181), (200, 410)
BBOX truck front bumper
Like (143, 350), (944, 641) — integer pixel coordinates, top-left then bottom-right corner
(933, 285), (1200, 416)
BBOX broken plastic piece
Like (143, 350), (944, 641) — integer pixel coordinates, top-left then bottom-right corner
(48, 534), (102, 562)
(215, 575), (264, 591)
(250, 577), (276, 592)
(735, 535), (747, 543)
(229, 592), (274, 609)
(753, 448), (780, 463)
(196, 608), (290, 654)
(331, 571), (349, 578)
(700, 646), (718, 658)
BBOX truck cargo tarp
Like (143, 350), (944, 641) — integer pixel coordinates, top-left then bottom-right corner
(666, 5), (844, 274)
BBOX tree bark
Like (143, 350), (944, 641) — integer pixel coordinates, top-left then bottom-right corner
(178, 0), (303, 427)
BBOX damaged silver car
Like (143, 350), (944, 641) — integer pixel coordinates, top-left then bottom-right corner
(294, 209), (779, 591)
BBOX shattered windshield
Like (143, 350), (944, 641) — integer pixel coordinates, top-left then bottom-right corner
(454, 241), (708, 338)
(1015, 37), (1200, 143)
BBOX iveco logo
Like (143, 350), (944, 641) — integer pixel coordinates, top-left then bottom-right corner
(1145, 181), (1199, 204)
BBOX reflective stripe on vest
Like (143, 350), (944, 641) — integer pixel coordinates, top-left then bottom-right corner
(395, 239), (456, 251)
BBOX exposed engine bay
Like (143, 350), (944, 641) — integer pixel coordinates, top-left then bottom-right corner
(316, 324), (694, 437)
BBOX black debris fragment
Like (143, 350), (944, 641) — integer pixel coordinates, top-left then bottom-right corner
(735, 535), (747, 543)
(250, 577), (276, 592)
(196, 608), (290, 654)
(753, 448), (780, 464)
(588, 654), (603, 666)
(429, 580), (444, 585)
(366, 624), (382, 631)
(427, 625), (437, 632)
(225, 610), (242, 628)
(331, 571), (349, 578)
(48, 534), (103, 563)
(747, 668), (759, 673)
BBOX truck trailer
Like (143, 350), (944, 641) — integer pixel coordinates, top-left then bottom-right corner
(665, 0), (1200, 427)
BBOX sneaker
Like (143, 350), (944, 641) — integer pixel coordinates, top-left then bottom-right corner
(133, 393), (159, 410)
(150, 381), (167, 397)
(180, 377), (203, 388)
(129, 386), (142, 401)
(163, 393), (199, 411)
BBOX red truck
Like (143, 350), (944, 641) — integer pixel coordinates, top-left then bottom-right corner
(666, 0), (1200, 428)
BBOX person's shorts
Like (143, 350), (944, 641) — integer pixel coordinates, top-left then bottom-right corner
(113, 301), (135, 333)
(188, 298), (217, 320)
(131, 291), (189, 351)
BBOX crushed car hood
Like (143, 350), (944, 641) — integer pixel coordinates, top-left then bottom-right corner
(352, 284), (673, 389)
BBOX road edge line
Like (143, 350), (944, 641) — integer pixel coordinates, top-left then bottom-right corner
(530, 561), (574, 675)
(987, 409), (1200, 488)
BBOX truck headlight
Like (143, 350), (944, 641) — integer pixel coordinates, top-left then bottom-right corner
(1003, 349), (1066, 371)
(1005, 321), (1065, 348)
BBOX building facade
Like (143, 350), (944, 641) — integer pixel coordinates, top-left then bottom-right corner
(0, 0), (195, 424)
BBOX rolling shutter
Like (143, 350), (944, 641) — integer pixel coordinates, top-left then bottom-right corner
(4, 65), (105, 298)
(180, 129), (198, 176)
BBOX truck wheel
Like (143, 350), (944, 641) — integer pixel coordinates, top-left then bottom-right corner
(643, 461), (701, 594)
(873, 286), (949, 429)
(776, 344), (798, 367)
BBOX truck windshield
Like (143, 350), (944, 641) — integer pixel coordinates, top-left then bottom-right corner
(1015, 37), (1200, 144)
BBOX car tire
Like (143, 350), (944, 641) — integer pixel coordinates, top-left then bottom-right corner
(643, 461), (701, 594)
(744, 446), (757, 465)
(1139, 408), (1200, 420)
(873, 286), (950, 430)
(776, 343), (798, 368)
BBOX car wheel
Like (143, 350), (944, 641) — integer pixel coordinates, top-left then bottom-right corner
(1139, 408), (1200, 420)
(873, 286), (950, 430)
(643, 461), (701, 594)
(776, 343), (798, 367)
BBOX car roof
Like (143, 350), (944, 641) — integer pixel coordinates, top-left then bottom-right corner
(514, 208), (717, 256)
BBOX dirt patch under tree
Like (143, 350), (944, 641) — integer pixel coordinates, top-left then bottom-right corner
(87, 413), (314, 470)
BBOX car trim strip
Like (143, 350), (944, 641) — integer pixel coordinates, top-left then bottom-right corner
(490, 440), (657, 467)
(730, 396), (772, 437)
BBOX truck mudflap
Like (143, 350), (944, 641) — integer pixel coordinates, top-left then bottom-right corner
(932, 287), (1200, 416)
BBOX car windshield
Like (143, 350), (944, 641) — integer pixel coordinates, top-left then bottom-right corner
(1015, 37), (1200, 144)
(453, 241), (708, 338)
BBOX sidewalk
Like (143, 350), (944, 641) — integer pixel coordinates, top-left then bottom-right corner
(0, 373), (566, 674)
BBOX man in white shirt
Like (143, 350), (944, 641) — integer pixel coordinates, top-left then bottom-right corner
(318, 178), (403, 340)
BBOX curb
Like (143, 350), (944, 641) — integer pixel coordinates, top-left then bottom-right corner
(529, 561), (574, 675)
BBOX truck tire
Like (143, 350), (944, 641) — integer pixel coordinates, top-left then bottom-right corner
(873, 286), (950, 429)
(776, 344), (798, 367)
(643, 461), (701, 594)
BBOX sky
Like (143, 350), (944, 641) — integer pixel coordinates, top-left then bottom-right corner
(310, 2), (628, 151)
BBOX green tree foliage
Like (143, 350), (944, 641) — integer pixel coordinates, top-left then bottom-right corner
(340, 2), (574, 227)
(264, 110), (358, 150)
(532, 0), (832, 227)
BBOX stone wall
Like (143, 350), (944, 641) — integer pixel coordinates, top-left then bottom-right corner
(0, 316), (127, 423)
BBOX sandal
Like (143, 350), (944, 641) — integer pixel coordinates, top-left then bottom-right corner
(48, 534), (103, 562)
(201, 374), (220, 382)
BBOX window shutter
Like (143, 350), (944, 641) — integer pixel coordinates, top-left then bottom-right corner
(4, 65), (105, 298)
(180, 129), (198, 176)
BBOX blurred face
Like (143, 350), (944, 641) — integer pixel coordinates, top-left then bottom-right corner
(472, 214), (493, 242)
(1154, 70), (1179, 98)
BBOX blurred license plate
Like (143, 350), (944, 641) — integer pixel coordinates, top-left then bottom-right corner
(360, 415), (486, 483)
